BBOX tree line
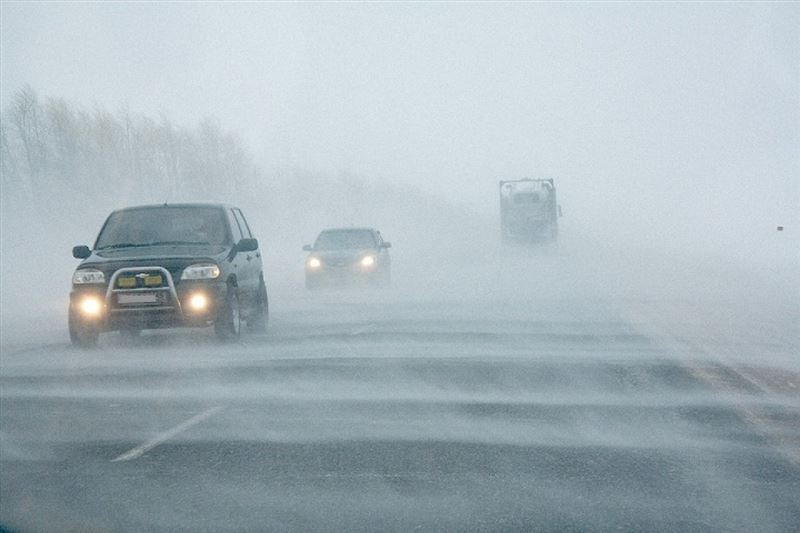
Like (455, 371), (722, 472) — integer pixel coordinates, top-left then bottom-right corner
(1, 86), (262, 209)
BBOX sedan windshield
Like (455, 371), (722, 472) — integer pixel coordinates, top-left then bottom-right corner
(314, 230), (376, 250)
(95, 207), (229, 249)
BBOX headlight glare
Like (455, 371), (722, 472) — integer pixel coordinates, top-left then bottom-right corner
(307, 257), (321, 269)
(188, 293), (208, 311)
(72, 269), (105, 284)
(79, 296), (103, 316)
(360, 255), (376, 268)
(181, 264), (220, 280)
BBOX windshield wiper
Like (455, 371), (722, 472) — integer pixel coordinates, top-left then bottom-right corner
(96, 240), (211, 250)
(96, 243), (153, 250)
(146, 240), (212, 246)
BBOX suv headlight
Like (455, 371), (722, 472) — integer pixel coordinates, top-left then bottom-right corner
(72, 269), (105, 284)
(181, 263), (220, 280)
(360, 255), (376, 268)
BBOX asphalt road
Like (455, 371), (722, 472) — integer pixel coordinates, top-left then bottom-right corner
(1, 281), (799, 532)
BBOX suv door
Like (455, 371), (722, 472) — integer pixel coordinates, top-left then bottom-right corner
(225, 207), (247, 292)
(230, 207), (259, 309)
(375, 230), (390, 269)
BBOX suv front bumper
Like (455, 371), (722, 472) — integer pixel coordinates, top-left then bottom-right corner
(70, 267), (228, 331)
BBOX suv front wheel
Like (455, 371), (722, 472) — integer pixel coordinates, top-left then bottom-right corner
(214, 285), (241, 341)
(69, 309), (99, 347)
(247, 278), (269, 333)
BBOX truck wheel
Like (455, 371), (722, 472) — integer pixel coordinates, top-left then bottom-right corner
(69, 310), (99, 348)
(247, 278), (269, 333)
(215, 285), (241, 341)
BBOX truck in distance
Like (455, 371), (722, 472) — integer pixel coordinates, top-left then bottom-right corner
(499, 178), (560, 245)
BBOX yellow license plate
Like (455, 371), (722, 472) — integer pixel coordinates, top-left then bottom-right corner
(144, 275), (162, 287)
(118, 277), (136, 288)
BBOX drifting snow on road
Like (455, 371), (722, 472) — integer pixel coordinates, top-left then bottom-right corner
(2, 3), (799, 531)
(2, 248), (798, 531)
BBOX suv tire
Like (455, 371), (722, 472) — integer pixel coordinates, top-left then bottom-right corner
(215, 285), (241, 341)
(69, 310), (99, 347)
(247, 278), (269, 333)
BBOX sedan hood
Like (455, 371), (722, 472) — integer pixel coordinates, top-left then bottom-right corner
(311, 249), (376, 266)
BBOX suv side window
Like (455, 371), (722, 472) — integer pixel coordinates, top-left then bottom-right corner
(227, 209), (243, 242)
(233, 208), (252, 239)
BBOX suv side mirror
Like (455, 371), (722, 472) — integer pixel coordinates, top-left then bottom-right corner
(73, 245), (91, 259)
(302, 244), (313, 252)
(237, 238), (258, 252)
(381, 242), (392, 249)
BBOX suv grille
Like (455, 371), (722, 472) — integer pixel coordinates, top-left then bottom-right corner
(108, 266), (179, 312)
(115, 270), (169, 289)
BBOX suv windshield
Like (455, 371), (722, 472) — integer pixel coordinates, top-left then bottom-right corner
(95, 206), (229, 249)
(314, 230), (376, 250)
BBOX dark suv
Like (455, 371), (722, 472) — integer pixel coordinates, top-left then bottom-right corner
(69, 203), (268, 346)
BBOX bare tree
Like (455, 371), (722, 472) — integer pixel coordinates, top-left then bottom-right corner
(1, 86), (264, 208)
(8, 85), (45, 185)
(45, 97), (79, 177)
(0, 116), (20, 187)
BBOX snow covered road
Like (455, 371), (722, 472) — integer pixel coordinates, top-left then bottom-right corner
(2, 288), (798, 532)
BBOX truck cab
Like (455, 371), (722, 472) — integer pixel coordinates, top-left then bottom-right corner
(499, 178), (560, 244)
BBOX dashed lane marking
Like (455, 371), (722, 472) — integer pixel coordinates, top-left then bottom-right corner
(111, 406), (223, 462)
(624, 302), (800, 467)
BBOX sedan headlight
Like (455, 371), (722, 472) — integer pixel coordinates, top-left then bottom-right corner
(360, 255), (376, 268)
(72, 269), (105, 284)
(181, 263), (220, 280)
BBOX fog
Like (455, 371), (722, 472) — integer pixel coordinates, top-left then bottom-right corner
(1, 0), (797, 381)
(3, 3), (797, 280)
(1, 3), (799, 532)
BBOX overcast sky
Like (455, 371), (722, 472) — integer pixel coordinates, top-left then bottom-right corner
(2, 2), (797, 243)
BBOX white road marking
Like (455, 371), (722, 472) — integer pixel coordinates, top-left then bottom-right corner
(624, 302), (800, 466)
(111, 406), (223, 462)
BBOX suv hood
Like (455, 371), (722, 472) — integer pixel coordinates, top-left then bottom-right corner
(92, 244), (228, 260)
(78, 245), (228, 281)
